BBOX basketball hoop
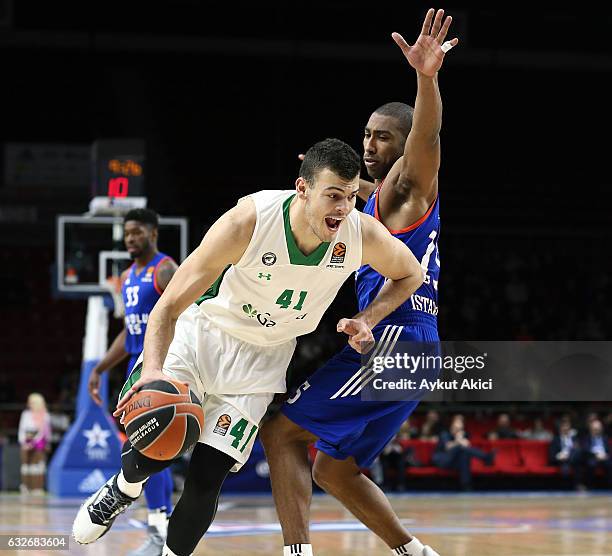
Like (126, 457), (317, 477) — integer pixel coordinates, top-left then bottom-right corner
(101, 275), (124, 318)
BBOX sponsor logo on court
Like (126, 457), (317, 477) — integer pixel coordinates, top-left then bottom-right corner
(262, 252), (277, 266)
(328, 242), (346, 267)
(214, 414), (232, 436)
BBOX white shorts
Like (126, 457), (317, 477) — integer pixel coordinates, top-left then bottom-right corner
(123, 306), (295, 471)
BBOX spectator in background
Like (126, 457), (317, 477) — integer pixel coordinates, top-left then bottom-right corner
(578, 412), (599, 437)
(488, 413), (518, 440)
(549, 417), (583, 490)
(520, 417), (553, 441)
(432, 415), (495, 491)
(581, 419), (612, 488)
(420, 410), (443, 442)
(398, 417), (419, 441)
(379, 419), (420, 492)
(18, 393), (51, 495)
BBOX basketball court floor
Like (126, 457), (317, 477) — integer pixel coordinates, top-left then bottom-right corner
(1, 491), (611, 555)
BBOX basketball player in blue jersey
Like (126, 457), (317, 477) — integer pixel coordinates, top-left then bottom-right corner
(88, 208), (178, 556)
(260, 9), (457, 556)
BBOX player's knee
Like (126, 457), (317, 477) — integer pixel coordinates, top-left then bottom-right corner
(312, 455), (360, 490)
(184, 469), (220, 496)
(185, 443), (236, 495)
(312, 460), (343, 492)
(312, 459), (341, 490)
(311, 463), (330, 490)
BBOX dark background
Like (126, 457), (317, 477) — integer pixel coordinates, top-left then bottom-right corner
(1, 2), (611, 429)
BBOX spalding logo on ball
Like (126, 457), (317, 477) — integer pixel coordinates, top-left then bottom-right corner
(122, 379), (204, 460)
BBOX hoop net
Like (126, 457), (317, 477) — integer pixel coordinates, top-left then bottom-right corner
(101, 275), (124, 319)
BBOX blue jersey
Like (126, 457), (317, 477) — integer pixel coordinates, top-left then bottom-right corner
(282, 186), (442, 467)
(123, 252), (173, 355)
(356, 185), (440, 328)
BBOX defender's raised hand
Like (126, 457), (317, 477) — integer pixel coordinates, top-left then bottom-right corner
(392, 8), (459, 77)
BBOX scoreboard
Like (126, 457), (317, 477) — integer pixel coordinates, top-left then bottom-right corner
(92, 139), (145, 198)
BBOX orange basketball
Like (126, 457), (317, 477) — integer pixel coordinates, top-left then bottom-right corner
(333, 242), (346, 257)
(122, 379), (204, 461)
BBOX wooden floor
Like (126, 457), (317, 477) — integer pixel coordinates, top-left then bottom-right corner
(1, 491), (612, 555)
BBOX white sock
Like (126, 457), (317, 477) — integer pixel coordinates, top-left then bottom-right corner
(283, 543), (313, 556)
(392, 537), (425, 555)
(117, 471), (144, 498)
(148, 509), (168, 535)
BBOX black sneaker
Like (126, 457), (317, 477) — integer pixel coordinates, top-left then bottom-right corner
(72, 473), (140, 544)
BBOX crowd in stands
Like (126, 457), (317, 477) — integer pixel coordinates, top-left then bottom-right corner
(372, 410), (612, 492)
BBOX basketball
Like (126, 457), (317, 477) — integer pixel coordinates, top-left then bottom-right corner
(122, 379), (204, 461)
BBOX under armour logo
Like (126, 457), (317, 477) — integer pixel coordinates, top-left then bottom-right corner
(258, 273), (271, 280)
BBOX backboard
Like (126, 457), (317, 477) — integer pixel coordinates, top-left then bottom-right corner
(56, 215), (188, 295)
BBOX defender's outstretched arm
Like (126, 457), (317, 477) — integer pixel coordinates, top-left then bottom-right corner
(386, 8), (458, 204)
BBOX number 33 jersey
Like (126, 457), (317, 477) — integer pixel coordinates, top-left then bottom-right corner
(123, 252), (174, 354)
(197, 190), (363, 347)
(357, 185), (440, 328)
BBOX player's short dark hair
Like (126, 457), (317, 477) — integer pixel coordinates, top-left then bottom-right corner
(299, 138), (360, 186)
(124, 208), (159, 229)
(373, 102), (414, 138)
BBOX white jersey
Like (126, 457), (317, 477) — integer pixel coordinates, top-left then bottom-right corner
(197, 189), (362, 346)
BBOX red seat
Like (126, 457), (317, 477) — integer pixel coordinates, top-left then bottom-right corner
(520, 440), (560, 475)
(400, 439), (436, 466)
(408, 467), (456, 477)
(468, 440), (525, 474)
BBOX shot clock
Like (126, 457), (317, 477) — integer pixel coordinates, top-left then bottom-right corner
(92, 139), (145, 198)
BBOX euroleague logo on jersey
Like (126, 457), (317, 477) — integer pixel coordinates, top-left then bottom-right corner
(141, 266), (154, 283)
(330, 242), (346, 264)
(213, 414), (232, 436)
(262, 252), (277, 266)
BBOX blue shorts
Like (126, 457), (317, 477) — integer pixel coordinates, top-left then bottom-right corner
(281, 322), (439, 467)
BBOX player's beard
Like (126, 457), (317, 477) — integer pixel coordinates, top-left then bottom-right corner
(129, 238), (151, 260)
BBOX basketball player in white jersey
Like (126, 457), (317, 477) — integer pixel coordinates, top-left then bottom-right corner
(72, 138), (425, 556)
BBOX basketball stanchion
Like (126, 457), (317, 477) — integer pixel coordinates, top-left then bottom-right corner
(48, 296), (123, 496)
